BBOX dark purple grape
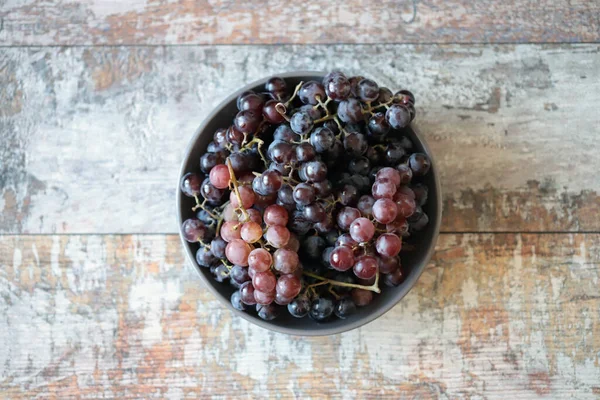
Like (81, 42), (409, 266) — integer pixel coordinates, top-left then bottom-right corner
(322, 119), (340, 135)
(301, 161), (327, 183)
(288, 210), (313, 235)
(260, 170), (283, 194)
(384, 269), (405, 287)
(323, 72), (351, 101)
(206, 141), (221, 153)
(337, 98), (364, 123)
(408, 153), (431, 176)
(312, 180), (333, 197)
(365, 147), (382, 165)
(303, 202), (326, 222)
(288, 294), (310, 318)
(301, 235), (326, 260)
(213, 128), (228, 148)
(237, 90), (256, 109)
(309, 297), (335, 322)
(411, 183), (429, 206)
(296, 143), (316, 162)
(348, 157), (370, 176)
(293, 183), (316, 206)
(377, 87), (393, 104)
(277, 185), (295, 205)
(348, 75), (365, 97)
(386, 104), (411, 129)
(212, 264), (229, 283)
(265, 77), (287, 94)
(267, 140), (295, 164)
(299, 81), (326, 105)
(239, 281), (257, 305)
(357, 79), (379, 102)
(180, 172), (202, 197)
(334, 297), (357, 319)
(238, 93), (264, 112)
(196, 246), (216, 267)
(274, 124), (300, 143)
(385, 143), (406, 165)
(231, 291), (246, 310)
(230, 265), (251, 284)
(409, 212), (429, 231)
(290, 111), (314, 135)
(367, 112), (390, 137)
(314, 214), (334, 233)
(337, 184), (359, 206)
(257, 303), (279, 320)
(181, 219), (208, 243)
(200, 152), (224, 174)
(234, 110), (261, 134)
(343, 133), (368, 156)
(299, 104), (323, 121)
(211, 237), (227, 259)
(200, 178), (225, 205)
(263, 99), (286, 124)
(357, 195), (376, 217)
(395, 89), (415, 105)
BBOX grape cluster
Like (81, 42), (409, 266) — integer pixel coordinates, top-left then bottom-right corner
(180, 71), (430, 323)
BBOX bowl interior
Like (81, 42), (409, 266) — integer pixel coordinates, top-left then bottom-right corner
(177, 73), (441, 335)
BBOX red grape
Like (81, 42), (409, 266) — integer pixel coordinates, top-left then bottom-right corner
(254, 289), (275, 305)
(263, 204), (289, 226)
(349, 217), (375, 243)
(330, 246), (355, 271)
(230, 186), (255, 209)
(372, 179), (397, 199)
(247, 248), (272, 272)
(181, 218), (209, 242)
(353, 255), (378, 280)
(375, 233), (402, 257)
(239, 281), (257, 305)
(253, 270), (277, 292)
(273, 248), (300, 274)
(209, 164), (231, 189)
(372, 198), (398, 224)
(265, 225), (290, 248)
(225, 239), (252, 266)
(276, 274), (302, 298)
(220, 221), (242, 242)
(240, 221), (263, 243)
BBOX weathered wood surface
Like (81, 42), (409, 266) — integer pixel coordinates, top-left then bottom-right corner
(1, 233), (599, 398)
(2, 45), (599, 234)
(1, 0), (599, 46)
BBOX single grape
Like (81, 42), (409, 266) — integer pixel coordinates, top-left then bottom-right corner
(372, 179), (397, 199)
(180, 172), (202, 197)
(351, 288), (373, 306)
(301, 161), (327, 183)
(336, 207), (361, 231)
(386, 216), (409, 236)
(348, 157), (370, 176)
(238, 93), (264, 112)
(230, 186), (255, 210)
(299, 81), (326, 105)
(267, 140), (295, 164)
(384, 268), (405, 287)
(377, 87), (393, 104)
(288, 295), (311, 318)
(274, 293), (294, 305)
(213, 127), (228, 148)
(378, 256), (400, 274)
(227, 152), (257, 174)
(372, 198), (398, 224)
(353, 255), (378, 280)
(260, 170), (284, 194)
(257, 303), (279, 320)
(334, 297), (357, 319)
(228, 265), (250, 285)
(300, 235), (326, 260)
(200, 152), (223, 174)
(367, 112), (390, 137)
(357, 79), (379, 102)
(349, 217), (375, 243)
(395, 89), (415, 105)
(271, 248), (298, 274)
(240, 221), (263, 243)
(234, 110), (261, 134)
(265, 225), (291, 248)
(248, 248), (273, 272)
(323, 72), (351, 101)
(220, 221), (242, 242)
(396, 163), (413, 185)
(411, 183), (429, 206)
(375, 233), (402, 257)
(296, 143), (316, 162)
(376, 167), (401, 187)
(330, 246), (355, 271)
(254, 289), (276, 306)
(314, 214), (335, 233)
(231, 291), (246, 311)
(239, 281), (257, 305)
(253, 269), (277, 293)
(408, 153), (431, 176)
(222, 203), (238, 222)
(226, 125), (245, 148)
(394, 192), (417, 218)
(348, 75), (365, 97)
(343, 132), (368, 156)
(293, 183), (316, 206)
(397, 186), (416, 199)
(288, 210), (313, 236)
(357, 195), (376, 217)
(312, 180), (333, 197)
(182, 218), (209, 242)
(277, 186), (295, 206)
(212, 264), (229, 283)
(225, 239), (252, 266)
(265, 77), (286, 93)
(196, 246), (216, 268)
(321, 246), (335, 268)
(410, 212), (429, 231)
(273, 124), (299, 143)
(290, 111), (314, 135)
(309, 297), (335, 322)
(337, 184), (359, 206)
(310, 127), (335, 153)
(386, 104), (411, 129)
(303, 202), (326, 223)
(365, 147), (382, 165)
(276, 274), (302, 298)
(263, 99), (286, 124)
(335, 233), (357, 249)
(210, 237), (227, 258)
(263, 204), (289, 227)
(337, 98), (364, 123)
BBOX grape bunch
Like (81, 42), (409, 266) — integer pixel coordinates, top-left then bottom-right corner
(180, 71), (431, 323)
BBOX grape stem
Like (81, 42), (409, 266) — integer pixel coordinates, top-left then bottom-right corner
(226, 159), (250, 222)
(303, 270), (381, 294)
(275, 103), (291, 121)
(283, 81), (304, 107)
(191, 195), (220, 220)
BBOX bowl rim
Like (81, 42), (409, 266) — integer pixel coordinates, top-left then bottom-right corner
(176, 71), (442, 336)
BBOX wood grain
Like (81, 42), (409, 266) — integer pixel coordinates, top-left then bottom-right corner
(1, 45), (599, 234)
(1, 0), (599, 46)
(1, 233), (599, 398)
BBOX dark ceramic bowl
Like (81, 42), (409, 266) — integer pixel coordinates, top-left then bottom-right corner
(177, 71), (442, 336)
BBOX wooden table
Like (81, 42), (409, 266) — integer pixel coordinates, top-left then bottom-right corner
(1, 2), (600, 398)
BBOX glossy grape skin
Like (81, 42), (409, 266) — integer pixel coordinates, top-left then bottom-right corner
(299, 81), (326, 105)
(357, 78), (379, 102)
(384, 268), (405, 287)
(293, 183), (316, 206)
(273, 248), (300, 274)
(180, 172), (203, 197)
(240, 221), (263, 243)
(267, 140), (295, 164)
(212, 264), (229, 283)
(301, 161), (328, 183)
(210, 237), (227, 258)
(337, 184), (359, 206)
(372, 179), (397, 199)
(357, 195), (376, 217)
(312, 180), (333, 197)
(238, 93), (264, 112)
(181, 218), (209, 242)
(394, 192), (417, 218)
(220, 221), (242, 242)
(303, 202), (326, 223)
(200, 152), (223, 174)
(253, 269), (277, 293)
(239, 281), (257, 305)
(395, 89), (415, 105)
(330, 246), (355, 271)
(290, 111), (314, 135)
(296, 143), (317, 162)
(288, 295), (311, 318)
(273, 124), (299, 143)
(323, 72), (351, 101)
(226, 125), (245, 148)
(386, 216), (409, 236)
(385, 143), (407, 165)
(335, 233), (357, 249)
(343, 132), (368, 157)
(376, 167), (401, 187)
(348, 157), (370, 176)
(263, 100), (286, 124)
(234, 110), (261, 134)
(367, 112), (390, 137)
(353, 255), (378, 280)
(225, 239), (252, 266)
(375, 233), (402, 257)
(349, 217), (375, 243)
(379, 256), (400, 274)
(257, 303), (279, 320)
(276, 274), (302, 298)
(196, 246), (216, 267)
(310, 127), (336, 153)
(377, 87), (393, 104)
(385, 104), (411, 129)
(309, 297), (335, 322)
(336, 207), (361, 231)
(265, 225), (291, 248)
(213, 127), (228, 148)
(230, 265), (251, 285)
(259, 170), (283, 194)
(248, 248), (273, 272)
(265, 77), (287, 93)
(337, 98), (364, 123)
(372, 198), (398, 224)
(230, 291), (246, 311)
(351, 288), (373, 307)
(288, 210), (313, 236)
(396, 163), (413, 185)
(408, 153), (431, 176)
(263, 204), (289, 226)
(348, 75), (365, 97)
(334, 297), (357, 319)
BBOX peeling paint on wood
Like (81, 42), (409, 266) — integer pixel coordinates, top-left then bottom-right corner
(1, 45), (599, 233)
(0, 1), (599, 45)
(0, 233), (599, 398)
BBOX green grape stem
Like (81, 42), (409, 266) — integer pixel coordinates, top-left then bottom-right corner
(226, 158), (250, 222)
(303, 270), (381, 294)
(191, 195), (220, 220)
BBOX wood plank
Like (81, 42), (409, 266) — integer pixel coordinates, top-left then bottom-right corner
(1, 1), (599, 46)
(1, 233), (599, 398)
(1, 45), (599, 234)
